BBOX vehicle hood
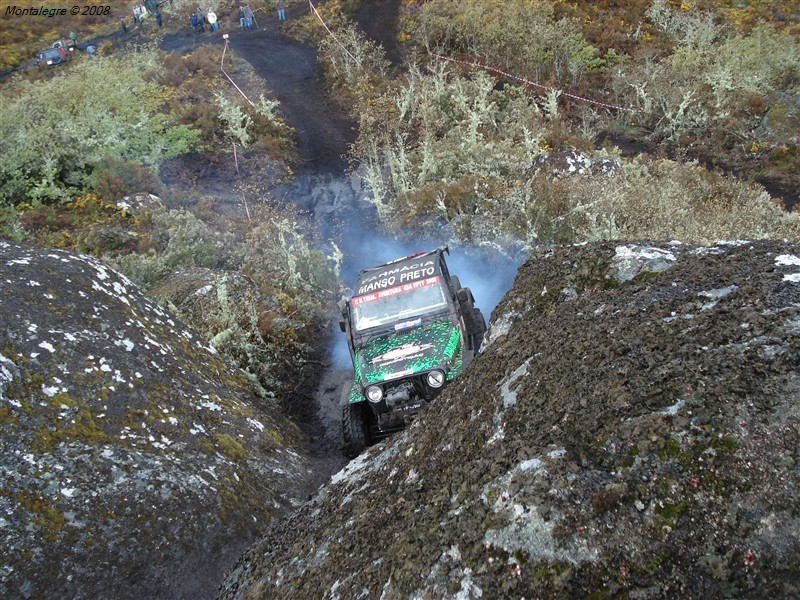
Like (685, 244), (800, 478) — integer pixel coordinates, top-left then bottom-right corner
(354, 321), (463, 386)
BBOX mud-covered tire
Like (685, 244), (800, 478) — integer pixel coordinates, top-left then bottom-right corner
(342, 403), (368, 458)
(472, 307), (487, 352)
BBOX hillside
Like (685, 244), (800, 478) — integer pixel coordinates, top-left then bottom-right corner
(1, 1), (799, 597)
(0, 241), (315, 599)
(220, 239), (800, 598)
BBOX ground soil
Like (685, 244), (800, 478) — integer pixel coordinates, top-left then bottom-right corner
(155, 2), (405, 489)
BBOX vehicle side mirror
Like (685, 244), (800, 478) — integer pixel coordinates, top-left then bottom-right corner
(339, 320), (347, 332)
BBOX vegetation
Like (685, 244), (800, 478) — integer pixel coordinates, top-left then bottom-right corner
(0, 38), (325, 408)
(0, 50), (199, 207)
(2, 0), (799, 411)
(0, 0), (115, 72)
(311, 0), (799, 252)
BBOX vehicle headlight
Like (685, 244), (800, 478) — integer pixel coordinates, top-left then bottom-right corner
(365, 385), (383, 403)
(426, 370), (445, 388)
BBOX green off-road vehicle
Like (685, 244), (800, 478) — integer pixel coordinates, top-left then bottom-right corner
(338, 247), (486, 456)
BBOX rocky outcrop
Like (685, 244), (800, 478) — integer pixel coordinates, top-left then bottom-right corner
(0, 241), (312, 599)
(220, 240), (800, 598)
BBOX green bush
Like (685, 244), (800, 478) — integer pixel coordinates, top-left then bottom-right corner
(0, 49), (199, 207)
(415, 0), (601, 85)
(613, 4), (800, 141)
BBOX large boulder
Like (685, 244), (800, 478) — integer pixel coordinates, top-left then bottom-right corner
(220, 240), (800, 598)
(0, 241), (312, 599)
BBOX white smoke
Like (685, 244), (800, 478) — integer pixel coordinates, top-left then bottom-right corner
(331, 232), (521, 369)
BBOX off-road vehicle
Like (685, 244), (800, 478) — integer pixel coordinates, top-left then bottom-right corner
(35, 47), (67, 67)
(338, 247), (486, 456)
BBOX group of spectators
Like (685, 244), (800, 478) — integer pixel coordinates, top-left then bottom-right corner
(189, 8), (218, 33)
(128, 1), (163, 30)
(189, 2), (289, 33)
(238, 5), (255, 30)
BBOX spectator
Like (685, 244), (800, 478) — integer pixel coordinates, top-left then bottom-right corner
(238, 5), (245, 30)
(155, 9), (163, 27)
(133, 5), (141, 23)
(196, 7), (206, 32)
(276, 0), (286, 22)
(207, 9), (218, 32)
(190, 12), (199, 33)
(120, 17), (128, 33)
(243, 4), (254, 29)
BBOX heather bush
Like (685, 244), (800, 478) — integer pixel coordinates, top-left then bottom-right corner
(415, 0), (602, 85)
(614, 2), (800, 141)
(109, 208), (243, 286)
(355, 63), (552, 222)
(0, 49), (199, 206)
(352, 57), (798, 249)
(317, 17), (391, 114)
(107, 202), (340, 400)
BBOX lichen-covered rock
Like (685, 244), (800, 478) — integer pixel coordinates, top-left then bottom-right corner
(220, 240), (800, 599)
(0, 241), (312, 599)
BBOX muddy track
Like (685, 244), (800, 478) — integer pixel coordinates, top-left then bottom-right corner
(160, 20), (357, 175)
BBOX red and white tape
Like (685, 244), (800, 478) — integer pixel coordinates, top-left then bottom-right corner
(307, 1), (633, 113)
(309, 0), (357, 62)
(431, 53), (636, 113)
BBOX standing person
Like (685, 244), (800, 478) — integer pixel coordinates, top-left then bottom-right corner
(238, 5), (245, 30)
(155, 9), (163, 27)
(132, 5), (141, 23)
(190, 12), (199, 33)
(276, 0), (286, 22)
(120, 17), (128, 33)
(243, 4), (254, 29)
(196, 7), (206, 32)
(207, 9), (218, 32)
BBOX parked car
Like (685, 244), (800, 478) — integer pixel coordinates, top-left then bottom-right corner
(35, 47), (67, 67)
(52, 38), (77, 52)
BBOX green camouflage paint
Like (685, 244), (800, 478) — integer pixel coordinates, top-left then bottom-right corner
(348, 321), (464, 403)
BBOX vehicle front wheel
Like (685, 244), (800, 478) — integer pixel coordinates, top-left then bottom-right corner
(342, 402), (369, 458)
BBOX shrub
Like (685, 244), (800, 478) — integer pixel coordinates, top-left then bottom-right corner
(0, 49), (200, 207)
(414, 0), (601, 85)
(612, 5), (800, 141)
(92, 158), (165, 202)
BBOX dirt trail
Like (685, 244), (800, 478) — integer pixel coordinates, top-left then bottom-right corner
(163, 2), (405, 485)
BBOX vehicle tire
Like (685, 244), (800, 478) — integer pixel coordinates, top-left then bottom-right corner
(472, 307), (487, 352)
(342, 403), (368, 458)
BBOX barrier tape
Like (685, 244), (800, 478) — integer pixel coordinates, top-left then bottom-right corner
(221, 39), (255, 107)
(430, 53), (636, 113)
(309, 0), (357, 62)
(307, 2), (634, 112)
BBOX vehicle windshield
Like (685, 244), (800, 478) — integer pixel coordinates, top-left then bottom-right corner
(351, 276), (449, 332)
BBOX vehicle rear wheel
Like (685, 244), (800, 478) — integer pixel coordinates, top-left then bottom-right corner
(342, 402), (369, 458)
(472, 307), (487, 352)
